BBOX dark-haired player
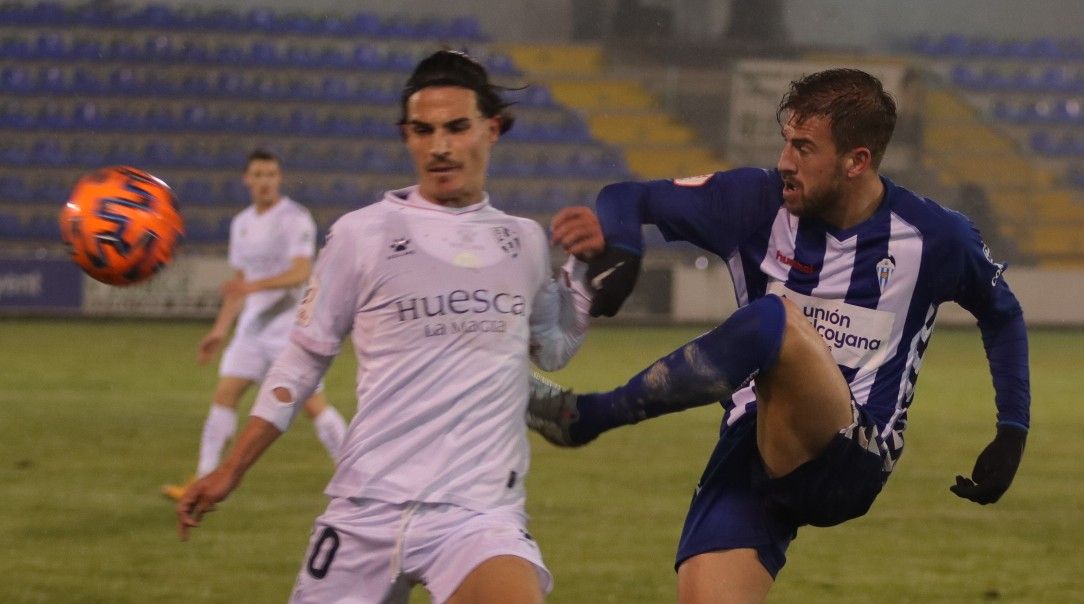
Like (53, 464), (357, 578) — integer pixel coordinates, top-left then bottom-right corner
(177, 51), (594, 603)
(534, 68), (1030, 602)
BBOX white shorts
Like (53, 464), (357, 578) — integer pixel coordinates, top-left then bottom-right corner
(290, 497), (552, 604)
(219, 332), (287, 382)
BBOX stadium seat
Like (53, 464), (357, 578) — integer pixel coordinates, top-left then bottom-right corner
(2, 66), (34, 94)
(0, 176), (29, 202)
(35, 32), (65, 59)
(30, 139), (66, 166)
(30, 180), (68, 205)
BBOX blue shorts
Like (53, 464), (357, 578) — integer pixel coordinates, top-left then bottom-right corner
(675, 405), (888, 577)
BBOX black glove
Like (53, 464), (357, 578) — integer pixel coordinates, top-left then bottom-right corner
(586, 246), (641, 317)
(950, 424), (1027, 505)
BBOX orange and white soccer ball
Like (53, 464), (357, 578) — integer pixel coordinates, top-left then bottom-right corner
(59, 166), (184, 286)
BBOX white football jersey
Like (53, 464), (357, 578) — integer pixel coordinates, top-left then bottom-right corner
(263, 186), (590, 511)
(227, 196), (317, 339)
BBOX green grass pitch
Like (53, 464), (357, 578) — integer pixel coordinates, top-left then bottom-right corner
(0, 318), (1080, 602)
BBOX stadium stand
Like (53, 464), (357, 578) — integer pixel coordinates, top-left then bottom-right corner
(908, 33), (1084, 265)
(500, 43), (726, 180)
(0, 1), (631, 252)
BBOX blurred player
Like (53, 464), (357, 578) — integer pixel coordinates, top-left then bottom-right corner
(176, 50), (593, 604)
(532, 69), (1030, 602)
(161, 150), (347, 501)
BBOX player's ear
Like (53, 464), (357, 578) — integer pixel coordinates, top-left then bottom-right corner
(486, 116), (501, 142)
(845, 147), (872, 177)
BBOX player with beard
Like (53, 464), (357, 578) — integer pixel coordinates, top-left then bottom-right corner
(531, 68), (1030, 602)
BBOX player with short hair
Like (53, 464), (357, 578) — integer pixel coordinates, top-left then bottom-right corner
(161, 150), (347, 501)
(176, 50), (593, 604)
(532, 68), (1030, 602)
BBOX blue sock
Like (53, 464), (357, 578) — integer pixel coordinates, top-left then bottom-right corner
(571, 295), (787, 443)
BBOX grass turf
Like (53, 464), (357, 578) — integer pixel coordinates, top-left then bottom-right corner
(0, 319), (1079, 602)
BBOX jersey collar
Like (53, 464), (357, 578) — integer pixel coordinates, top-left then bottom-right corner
(386, 185), (491, 215)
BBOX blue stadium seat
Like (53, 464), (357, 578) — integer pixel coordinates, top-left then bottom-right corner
(220, 179), (248, 205)
(0, 101), (33, 128)
(0, 142), (30, 166)
(2, 66), (34, 94)
(23, 213), (60, 239)
(246, 7), (277, 32)
(69, 38), (103, 60)
(70, 101), (104, 130)
(30, 180), (69, 205)
(215, 71), (246, 97)
(347, 12), (382, 36)
(107, 38), (140, 61)
(37, 103), (69, 129)
(35, 32), (66, 59)
(288, 109), (320, 134)
(143, 141), (176, 167)
(132, 4), (181, 29)
(144, 106), (178, 131)
(0, 213), (20, 238)
(69, 140), (105, 168)
(30, 138), (66, 166)
(109, 68), (142, 96)
(72, 69), (103, 95)
(449, 16), (486, 41)
(181, 105), (213, 130)
(0, 176), (29, 202)
(178, 179), (214, 205)
(200, 8), (244, 31)
(177, 40), (210, 63)
(247, 40), (280, 65)
(0, 37), (31, 59)
(105, 142), (141, 165)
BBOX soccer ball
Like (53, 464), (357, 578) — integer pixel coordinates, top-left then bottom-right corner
(59, 166), (184, 286)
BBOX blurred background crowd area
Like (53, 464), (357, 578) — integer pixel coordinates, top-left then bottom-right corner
(2, 0), (1083, 267)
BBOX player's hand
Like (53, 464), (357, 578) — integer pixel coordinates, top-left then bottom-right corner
(586, 246), (642, 317)
(551, 206), (605, 260)
(176, 467), (239, 541)
(197, 331), (224, 364)
(950, 424), (1027, 505)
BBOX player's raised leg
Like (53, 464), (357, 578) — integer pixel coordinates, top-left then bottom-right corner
(529, 294), (789, 446)
(754, 297), (854, 477)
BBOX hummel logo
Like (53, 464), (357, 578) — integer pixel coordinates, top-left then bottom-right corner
(590, 262), (624, 290)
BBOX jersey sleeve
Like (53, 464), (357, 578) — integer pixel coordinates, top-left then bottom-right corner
(286, 209), (318, 259)
(226, 214), (242, 270)
(524, 223), (591, 371)
(289, 217), (364, 358)
(594, 168), (781, 258)
(950, 214), (1030, 430)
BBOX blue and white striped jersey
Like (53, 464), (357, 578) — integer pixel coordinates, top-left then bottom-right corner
(595, 168), (1029, 469)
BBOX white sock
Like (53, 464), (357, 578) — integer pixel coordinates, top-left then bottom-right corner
(313, 406), (347, 460)
(197, 404), (237, 477)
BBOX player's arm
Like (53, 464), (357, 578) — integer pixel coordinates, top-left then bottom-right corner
(198, 269), (246, 364)
(179, 339), (335, 541)
(177, 414), (282, 540)
(579, 169), (779, 316)
(949, 219), (1030, 505)
(223, 256), (314, 297)
(529, 254), (592, 371)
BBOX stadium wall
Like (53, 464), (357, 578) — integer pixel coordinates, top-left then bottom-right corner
(4, 256), (1081, 326)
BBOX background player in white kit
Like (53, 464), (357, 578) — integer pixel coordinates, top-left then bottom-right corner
(162, 150), (347, 501)
(176, 51), (594, 603)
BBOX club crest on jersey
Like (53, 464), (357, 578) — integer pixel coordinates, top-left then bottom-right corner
(876, 255), (896, 293)
(387, 237), (414, 259)
(491, 226), (520, 258)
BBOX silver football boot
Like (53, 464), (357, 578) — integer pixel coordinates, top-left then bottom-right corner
(526, 372), (582, 447)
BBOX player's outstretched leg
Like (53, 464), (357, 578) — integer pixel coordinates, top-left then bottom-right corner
(528, 295), (787, 446)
